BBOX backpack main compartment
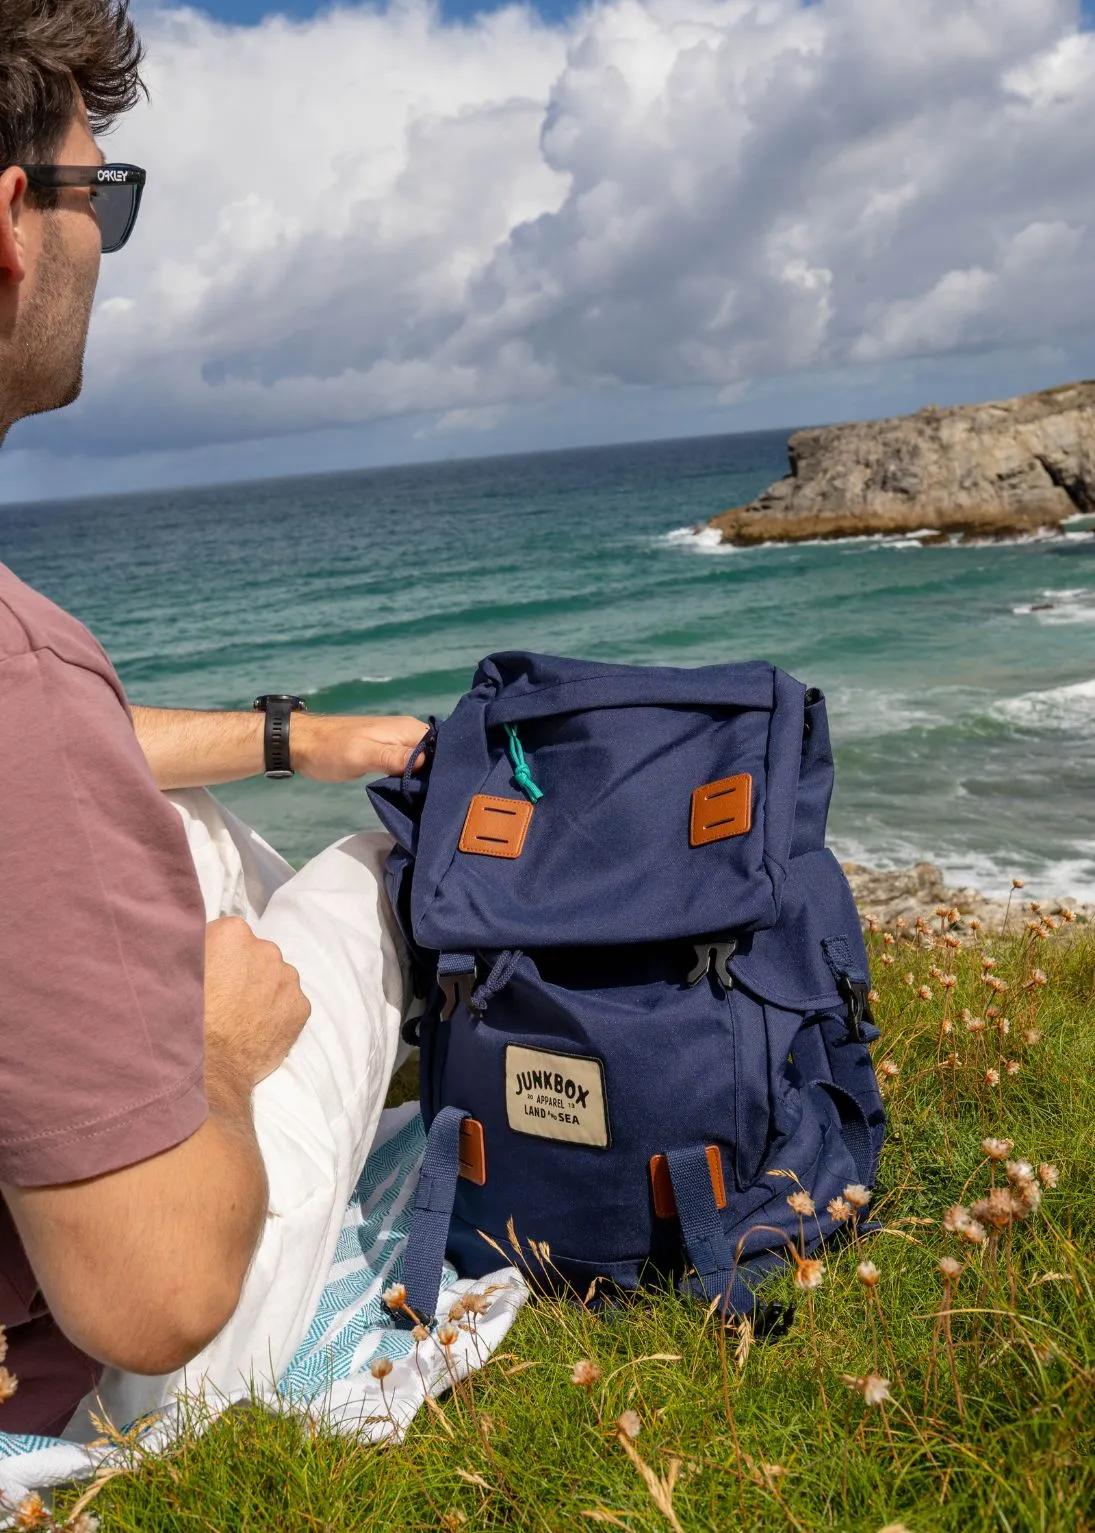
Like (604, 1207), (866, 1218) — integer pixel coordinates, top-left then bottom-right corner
(368, 652), (885, 1324)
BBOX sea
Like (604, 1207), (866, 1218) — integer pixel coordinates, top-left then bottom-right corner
(3, 429), (1094, 898)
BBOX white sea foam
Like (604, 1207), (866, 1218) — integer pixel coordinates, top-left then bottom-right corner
(989, 676), (1095, 732)
(785, 533), (895, 549)
(831, 673), (1095, 743)
(661, 525), (737, 554)
(824, 685), (952, 739)
(301, 674), (394, 697)
(660, 525), (1095, 556)
(926, 850), (1095, 904)
(832, 837), (1095, 902)
(660, 525), (925, 554)
(1011, 588), (1095, 625)
(960, 528), (1095, 549)
(665, 528), (923, 554)
(874, 528), (1095, 551)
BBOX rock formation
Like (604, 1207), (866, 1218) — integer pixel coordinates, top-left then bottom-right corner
(709, 380), (1095, 546)
(843, 862), (1093, 935)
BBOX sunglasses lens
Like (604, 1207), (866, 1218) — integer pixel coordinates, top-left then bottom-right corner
(92, 181), (139, 253)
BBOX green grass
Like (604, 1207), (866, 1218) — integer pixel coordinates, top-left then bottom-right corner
(53, 918), (1095, 1532)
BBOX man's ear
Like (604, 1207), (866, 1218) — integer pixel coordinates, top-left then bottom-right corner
(0, 167), (30, 286)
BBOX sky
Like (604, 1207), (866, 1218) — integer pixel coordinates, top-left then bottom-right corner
(203, 0), (581, 21)
(5, 0), (1095, 502)
(157, 0), (1095, 28)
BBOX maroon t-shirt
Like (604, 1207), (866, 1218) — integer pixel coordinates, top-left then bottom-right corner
(0, 563), (208, 1435)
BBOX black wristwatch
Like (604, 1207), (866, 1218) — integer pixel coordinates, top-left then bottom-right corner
(252, 694), (308, 779)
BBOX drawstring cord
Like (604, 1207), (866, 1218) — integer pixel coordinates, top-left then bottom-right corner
(471, 949), (523, 1012)
(505, 723), (544, 804)
(403, 717), (438, 799)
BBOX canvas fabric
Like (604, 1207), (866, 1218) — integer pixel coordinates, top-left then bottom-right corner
(368, 652), (886, 1325)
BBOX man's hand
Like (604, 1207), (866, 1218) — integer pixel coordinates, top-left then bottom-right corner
(292, 714), (428, 783)
(204, 916), (312, 1088)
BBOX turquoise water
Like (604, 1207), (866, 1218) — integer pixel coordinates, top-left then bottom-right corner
(3, 430), (1094, 897)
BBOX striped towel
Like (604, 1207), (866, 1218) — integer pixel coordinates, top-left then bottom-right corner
(0, 1105), (527, 1519)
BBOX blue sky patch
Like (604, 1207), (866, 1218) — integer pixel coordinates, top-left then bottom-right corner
(195, 0), (580, 23)
(200, 0), (1095, 23)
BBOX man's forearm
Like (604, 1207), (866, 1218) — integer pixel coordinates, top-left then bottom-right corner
(198, 1050), (271, 1297)
(4, 1055), (269, 1376)
(133, 706), (266, 789)
(133, 705), (428, 789)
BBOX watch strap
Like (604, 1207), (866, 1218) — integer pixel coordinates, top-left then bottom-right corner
(252, 695), (307, 779)
(265, 701), (294, 778)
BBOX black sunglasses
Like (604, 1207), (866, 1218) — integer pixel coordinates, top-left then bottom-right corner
(17, 163), (146, 254)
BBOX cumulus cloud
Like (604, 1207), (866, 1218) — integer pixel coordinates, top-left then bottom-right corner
(21, 0), (1095, 456)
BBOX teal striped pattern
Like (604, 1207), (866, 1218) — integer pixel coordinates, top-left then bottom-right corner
(0, 1105), (459, 1480)
(278, 1107), (455, 1397)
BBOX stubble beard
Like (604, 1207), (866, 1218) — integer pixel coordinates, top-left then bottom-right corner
(3, 213), (97, 436)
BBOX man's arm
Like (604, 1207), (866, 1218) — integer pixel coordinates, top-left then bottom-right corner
(2, 917), (310, 1376)
(133, 706), (427, 789)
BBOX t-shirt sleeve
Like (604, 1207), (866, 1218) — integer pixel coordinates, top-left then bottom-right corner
(0, 648), (208, 1186)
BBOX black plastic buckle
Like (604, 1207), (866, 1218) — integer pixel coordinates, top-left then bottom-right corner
(838, 975), (875, 1042)
(686, 936), (737, 989)
(751, 1298), (796, 1342)
(439, 970), (477, 1022)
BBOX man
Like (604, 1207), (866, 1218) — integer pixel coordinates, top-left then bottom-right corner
(0, 1), (424, 1435)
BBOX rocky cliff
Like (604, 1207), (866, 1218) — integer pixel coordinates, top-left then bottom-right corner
(709, 380), (1095, 545)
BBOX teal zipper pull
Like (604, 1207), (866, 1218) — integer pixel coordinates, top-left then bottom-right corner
(505, 723), (544, 804)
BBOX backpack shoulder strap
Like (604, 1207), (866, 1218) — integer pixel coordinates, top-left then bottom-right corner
(396, 1105), (469, 1330)
(665, 1146), (763, 1321)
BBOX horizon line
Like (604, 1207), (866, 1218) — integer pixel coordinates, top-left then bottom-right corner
(0, 419), (801, 514)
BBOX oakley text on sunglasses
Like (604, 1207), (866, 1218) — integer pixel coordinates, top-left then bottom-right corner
(14, 164), (146, 254)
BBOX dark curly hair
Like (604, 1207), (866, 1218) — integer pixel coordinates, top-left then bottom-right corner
(0, 0), (146, 202)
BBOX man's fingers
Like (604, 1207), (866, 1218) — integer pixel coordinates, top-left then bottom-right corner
(381, 743), (422, 777)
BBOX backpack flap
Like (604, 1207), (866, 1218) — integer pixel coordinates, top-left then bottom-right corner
(367, 716), (437, 856)
(408, 652), (811, 952)
(369, 770), (427, 855)
(368, 732), (437, 1006)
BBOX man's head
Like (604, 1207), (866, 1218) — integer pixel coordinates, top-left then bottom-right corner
(0, 1), (145, 443)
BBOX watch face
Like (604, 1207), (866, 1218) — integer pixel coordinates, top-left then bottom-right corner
(253, 694), (308, 711)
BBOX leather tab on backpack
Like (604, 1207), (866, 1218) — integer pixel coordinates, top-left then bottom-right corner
(459, 795), (534, 859)
(649, 1146), (726, 1218)
(690, 774), (752, 846)
(458, 1118), (487, 1186)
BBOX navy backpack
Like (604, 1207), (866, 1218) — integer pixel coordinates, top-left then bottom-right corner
(368, 653), (885, 1330)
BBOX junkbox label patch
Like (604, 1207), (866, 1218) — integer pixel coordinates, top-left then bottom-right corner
(504, 1045), (610, 1148)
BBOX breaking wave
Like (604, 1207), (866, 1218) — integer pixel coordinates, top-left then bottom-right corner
(989, 676), (1095, 733)
(1011, 588), (1095, 625)
(661, 525), (1095, 555)
(661, 525), (736, 553)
